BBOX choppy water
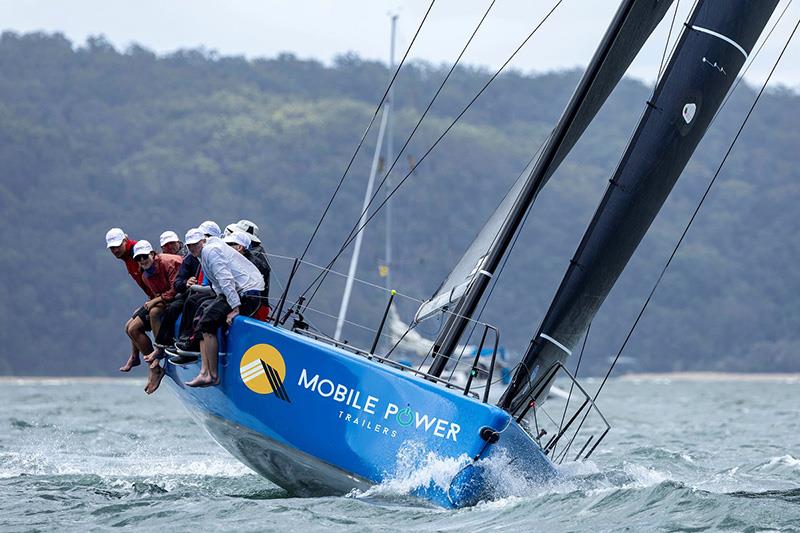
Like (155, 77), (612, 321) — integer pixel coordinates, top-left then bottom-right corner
(1, 376), (798, 532)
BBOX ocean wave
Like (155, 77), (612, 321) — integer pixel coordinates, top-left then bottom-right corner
(761, 454), (800, 471)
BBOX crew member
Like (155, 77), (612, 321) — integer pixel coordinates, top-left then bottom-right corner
(159, 230), (188, 257)
(184, 229), (264, 387)
(105, 227), (155, 373)
(199, 220), (221, 238)
(224, 231), (270, 304)
(151, 231), (204, 365)
(132, 240), (183, 394)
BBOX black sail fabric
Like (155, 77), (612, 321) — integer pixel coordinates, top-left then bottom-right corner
(420, 0), (676, 372)
(500, 0), (779, 413)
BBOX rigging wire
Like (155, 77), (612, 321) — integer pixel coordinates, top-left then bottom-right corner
(591, 15), (800, 405)
(490, 0), (787, 404)
(714, 0), (792, 128)
(297, 0), (437, 263)
(439, 0), (687, 373)
(656, 0), (682, 82)
(299, 0), (567, 306)
(468, 0), (689, 372)
(534, 5), (798, 453)
(333, 0), (497, 265)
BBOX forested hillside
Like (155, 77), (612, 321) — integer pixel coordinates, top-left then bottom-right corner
(0, 32), (798, 376)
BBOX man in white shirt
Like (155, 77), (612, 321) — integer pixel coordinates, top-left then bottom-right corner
(183, 228), (265, 387)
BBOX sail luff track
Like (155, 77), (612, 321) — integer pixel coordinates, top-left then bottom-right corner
(499, 0), (780, 412)
(426, 0), (676, 377)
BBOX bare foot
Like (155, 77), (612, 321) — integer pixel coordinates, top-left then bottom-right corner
(144, 365), (165, 394)
(185, 374), (219, 388)
(143, 347), (165, 364)
(119, 354), (141, 372)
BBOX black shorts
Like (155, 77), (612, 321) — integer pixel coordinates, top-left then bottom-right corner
(197, 294), (260, 334)
(131, 305), (153, 332)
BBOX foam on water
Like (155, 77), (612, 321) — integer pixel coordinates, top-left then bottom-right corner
(763, 454), (800, 470)
(354, 441), (471, 500)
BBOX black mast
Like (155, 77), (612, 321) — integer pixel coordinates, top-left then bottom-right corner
(500, 0), (779, 412)
(428, 0), (675, 377)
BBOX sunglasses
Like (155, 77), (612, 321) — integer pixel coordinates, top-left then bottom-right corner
(134, 255), (151, 262)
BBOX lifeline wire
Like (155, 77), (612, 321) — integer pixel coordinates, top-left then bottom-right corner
(592, 16), (800, 404)
(301, 0), (566, 305)
(298, 0), (437, 263)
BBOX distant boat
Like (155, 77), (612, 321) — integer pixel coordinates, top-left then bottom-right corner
(165, 0), (779, 507)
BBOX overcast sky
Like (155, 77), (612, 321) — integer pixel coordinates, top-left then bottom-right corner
(3, 0), (799, 89)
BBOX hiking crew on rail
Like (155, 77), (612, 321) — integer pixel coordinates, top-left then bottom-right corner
(106, 219), (271, 394)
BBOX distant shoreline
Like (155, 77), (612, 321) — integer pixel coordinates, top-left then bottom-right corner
(1, 372), (799, 384)
(618, 372), (800, 382)
(0, 376), (141, 384)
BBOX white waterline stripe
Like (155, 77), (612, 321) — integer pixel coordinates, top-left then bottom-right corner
(540, 333), (572, 356)
(691, 25), (748, 59)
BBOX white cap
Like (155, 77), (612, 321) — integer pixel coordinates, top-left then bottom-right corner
(223, 223), (237, 237)
(132, 240), (154, 258)
(105, 228), (126, 248)
(199, 220), (221, 237)
(236, 219), (261, 244)
(159, 230), (180, 247)
(224, 231), (251, 249)
(185, 228), (205, 245)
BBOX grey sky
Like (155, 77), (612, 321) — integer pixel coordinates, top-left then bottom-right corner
(3, 1), (799, 88)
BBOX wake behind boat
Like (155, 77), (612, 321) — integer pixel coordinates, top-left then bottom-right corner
(160, 0), (783, 507)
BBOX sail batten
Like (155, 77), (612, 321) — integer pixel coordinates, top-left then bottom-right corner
(499, 0), (780, 412)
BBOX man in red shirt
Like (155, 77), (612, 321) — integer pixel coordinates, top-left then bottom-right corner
(106, 228), (154, 373)
(132, 240), (183, 394)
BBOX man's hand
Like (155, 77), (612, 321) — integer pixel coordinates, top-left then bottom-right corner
(226, 307), (240, 325)
(186, 276), (197, 286)
(144, 297), (162, 312)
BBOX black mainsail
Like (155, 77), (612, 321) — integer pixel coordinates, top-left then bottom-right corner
(499, 0), (779, 412)
(423, 0), (676, 377)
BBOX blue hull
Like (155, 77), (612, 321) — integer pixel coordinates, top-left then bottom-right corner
(165, 317), (556, 507)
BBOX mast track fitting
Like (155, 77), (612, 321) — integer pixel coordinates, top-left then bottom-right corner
(568, 258), (585, 272)
(645, 100), (661, 111)
(608, 177), (626, 191)
(690, 25), (748, 58)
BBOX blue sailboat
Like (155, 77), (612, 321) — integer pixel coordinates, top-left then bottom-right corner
(164, 0), (778, 507)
